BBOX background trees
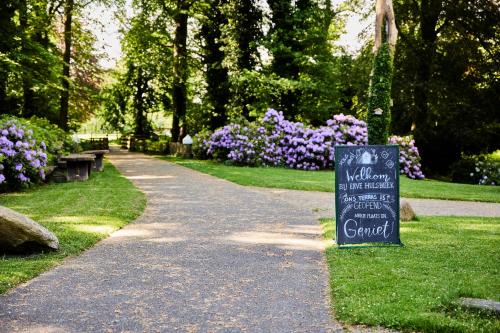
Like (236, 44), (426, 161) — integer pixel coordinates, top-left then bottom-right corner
(392, 0), (500, 174)
(3, 0), (499, 176)
(0, 0), (104, 129)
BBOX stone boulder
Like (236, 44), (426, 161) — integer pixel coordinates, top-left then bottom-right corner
(400, 201), (417, 221)
(0, 205), (59, 253)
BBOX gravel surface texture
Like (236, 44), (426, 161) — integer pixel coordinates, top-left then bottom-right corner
(0, 150), (346, 332)
(3, 150), (493, 332)
(247, 188), (500, 219)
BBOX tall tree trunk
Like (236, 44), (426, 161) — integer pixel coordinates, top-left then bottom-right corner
(268, 0), (300, 120)
(19, 0), (36, 118)
(374, 0), (398, 53)
(0, 2), (17, 115)
(202, 0), (230, 131)
(134, 67), (146, 137)
(367, 0), (397, 145)
(411, 0), (442, 171)
(59, 0), (74, 131)
(234, 0), (261, 120)
(171, 0), (188, 142)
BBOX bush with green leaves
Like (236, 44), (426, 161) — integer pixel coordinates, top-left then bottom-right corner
(368, 43), (393, 145)
(451, 154), (499, 186)
(145, 138), (171, 154)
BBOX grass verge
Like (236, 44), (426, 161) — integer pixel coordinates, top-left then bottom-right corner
(0, 162), (146, 294)
(321, 216), (500, 332)
(161, 157), (500, 202)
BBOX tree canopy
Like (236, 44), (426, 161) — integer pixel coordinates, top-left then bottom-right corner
(1, 0), (499, 175)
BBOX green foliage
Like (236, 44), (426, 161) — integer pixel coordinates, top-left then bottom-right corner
(367, 43), (393, 145)
(101, 0), (175, 137)
(102, 0), (366, 135)
(222, 0), (262, 120)
(0, 162), (146, 294)
(132, 137), (171, 154)
(0, 0), (105, 129)
(265, 0), (345, 125)
(321, 216), (500, 332)
(192, 129), (212, 159)
(392, 0), (500, 174)
(67, 18), (105, 128)
(162, 157), (500, 202)
(200, 0), (230, 130)
(0, 1), (63, 122)
(451, 153), (500, 186)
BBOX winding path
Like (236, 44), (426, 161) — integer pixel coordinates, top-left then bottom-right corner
(0, 150), (341, 332)
(248, 188), (500, 219)
(2, 150), (496, 332)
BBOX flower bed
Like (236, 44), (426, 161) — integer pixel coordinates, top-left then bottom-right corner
(196, 109), (424, 179)
(0, 120), (48, 189)
(388, 135), (424, 179)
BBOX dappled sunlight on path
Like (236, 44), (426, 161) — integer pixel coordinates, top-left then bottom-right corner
(0, 149), (345, 332)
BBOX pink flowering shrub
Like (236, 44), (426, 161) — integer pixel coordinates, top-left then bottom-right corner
(0, 120), (48, 190)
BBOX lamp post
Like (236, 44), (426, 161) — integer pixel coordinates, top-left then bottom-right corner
(182, 134), (193, 158)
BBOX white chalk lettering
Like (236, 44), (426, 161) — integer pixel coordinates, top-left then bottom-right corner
(344, 219), (392, 239)
(346, 167), (390, 183)
(353, 202), (382, 210)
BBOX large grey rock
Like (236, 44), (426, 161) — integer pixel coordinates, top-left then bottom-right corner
(0, 205), (59, 253)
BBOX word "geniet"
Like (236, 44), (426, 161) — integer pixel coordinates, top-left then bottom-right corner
(343, 219), (392, 239)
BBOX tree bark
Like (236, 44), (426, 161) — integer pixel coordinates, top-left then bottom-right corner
(411, 0), (442, 171)
(59, 0), (74, 131)
(19, 0), (36, 118)
(171, 0), (188, 142)
(134, 67), (146, 137)
(374, 0), (398, 54)
(234, 0), (261, 120)
(202, 1), (229, 131)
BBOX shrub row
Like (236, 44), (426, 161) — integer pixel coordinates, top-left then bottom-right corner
(195, 109), (425, 179)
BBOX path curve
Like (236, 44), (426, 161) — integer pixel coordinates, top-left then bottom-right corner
(247, 188), (500, 218)
(0, 150), (343, 332)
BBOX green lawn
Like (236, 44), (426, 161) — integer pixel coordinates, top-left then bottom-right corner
(161, 157), (500, 202)
(0, 162), (146, 294)
(321, 216), (500, 332)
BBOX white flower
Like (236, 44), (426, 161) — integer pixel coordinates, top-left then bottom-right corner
(470, 172), (474, 176)
(475, 167), (480, 172)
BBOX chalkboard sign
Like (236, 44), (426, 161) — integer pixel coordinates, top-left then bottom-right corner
(335, 145), (401, 245)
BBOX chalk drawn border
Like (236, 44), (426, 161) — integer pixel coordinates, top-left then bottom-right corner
(335, 144), (401, 247)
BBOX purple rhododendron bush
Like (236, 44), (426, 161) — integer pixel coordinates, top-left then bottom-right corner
(388, 135), (425, 179)
(0, 119), (49, 190)
(195, 109), (424, 179)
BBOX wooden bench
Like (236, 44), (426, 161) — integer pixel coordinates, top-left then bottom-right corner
(82, 150), (109, 172)
(59, 154), (95, 181)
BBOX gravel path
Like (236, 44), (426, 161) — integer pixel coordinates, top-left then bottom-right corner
(0, 150), (343, 332)
(3, 150), (491, 333)
(248, 188), (500, 219)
